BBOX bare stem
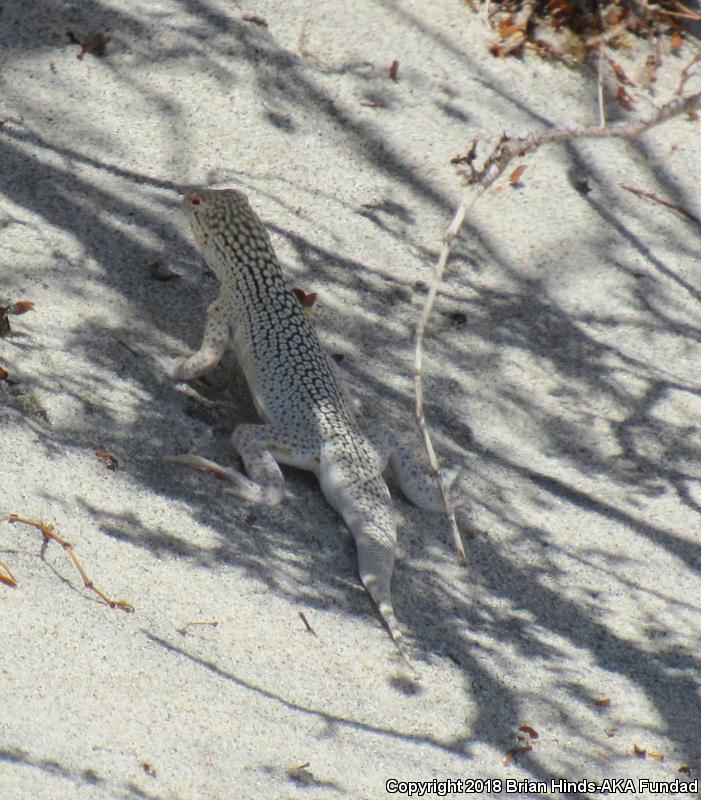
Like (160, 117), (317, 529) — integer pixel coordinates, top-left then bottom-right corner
(414, 200), (479, 565)
(416, 86), (700, 564)
(1, 513), (134, 612)
(469, 91), (701, 193)
(0, 558), (17, 587)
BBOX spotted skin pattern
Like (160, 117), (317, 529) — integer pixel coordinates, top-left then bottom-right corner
(171, 188), (465, 671)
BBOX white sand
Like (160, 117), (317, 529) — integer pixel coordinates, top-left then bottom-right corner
(1, 1), (700, 798)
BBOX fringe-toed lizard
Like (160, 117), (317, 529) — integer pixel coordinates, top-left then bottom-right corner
(168, 188), (467, 672)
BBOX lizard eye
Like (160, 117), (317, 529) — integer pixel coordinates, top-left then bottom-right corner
(189, 192), (205, 207)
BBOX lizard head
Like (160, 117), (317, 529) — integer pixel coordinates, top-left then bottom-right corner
(182, 188), (273, 283)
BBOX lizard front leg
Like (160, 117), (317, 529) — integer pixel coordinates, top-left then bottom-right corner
(172, 294), (232, 381)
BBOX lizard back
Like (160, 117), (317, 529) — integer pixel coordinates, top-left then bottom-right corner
(184, 188), (351, 435)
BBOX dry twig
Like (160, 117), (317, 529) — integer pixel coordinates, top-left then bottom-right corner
(1, 513), (134, 611)
(298, 610), (317, 636)
(465, 91), (700, 192)
(597, 42), (607, 126)
(595, 0), (607, 127)
(176, 619), (219, 635)
(658, 1), (700, 20)
(414, 201), (474, 566)
(417, 83), (701, 565)
(621, 184), (701, 224)
(677, 50), (701, 95)
(0, 558), (17, 587)
(297, 19), (331, 72)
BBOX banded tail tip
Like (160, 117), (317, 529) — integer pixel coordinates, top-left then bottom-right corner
(377, 599), (419, 677)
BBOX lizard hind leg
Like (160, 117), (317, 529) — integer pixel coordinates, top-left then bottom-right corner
(166, 424), (320, 507)
(387, 441), (471, 530)
(164, 452), (286, 506)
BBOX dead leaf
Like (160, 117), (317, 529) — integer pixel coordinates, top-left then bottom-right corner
(389, 59), (399, 80)
(594, 697), (611, 707)
(497, 15), (514, 36)
(649, 751), (664, 761)
(489, 42), (506, 59)
(510, 164), (527, 186)
(503, 743), (531, 766)
(631, 743), (647, 758)
(66, 30), (111, 60)
(504, 723), (539, 764)
(499, 21), (526, 38)
(610, 61), (634, 86)
(616, 86), (636, 110)
(671, 31), (683, 50)
(0, 366), (8, 381)
(95, 446), (119, 471)
(292, 288), (317, 316)
(517, 724), (539, 739)
(10, 301), (34, 315)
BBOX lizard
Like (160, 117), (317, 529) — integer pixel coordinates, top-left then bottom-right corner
(168, 188), (468, 671)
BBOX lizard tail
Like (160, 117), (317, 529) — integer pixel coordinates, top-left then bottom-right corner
(360, 568), (417, 674)
(374, 595), (417, 675)
(348, 508), (418, 675)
